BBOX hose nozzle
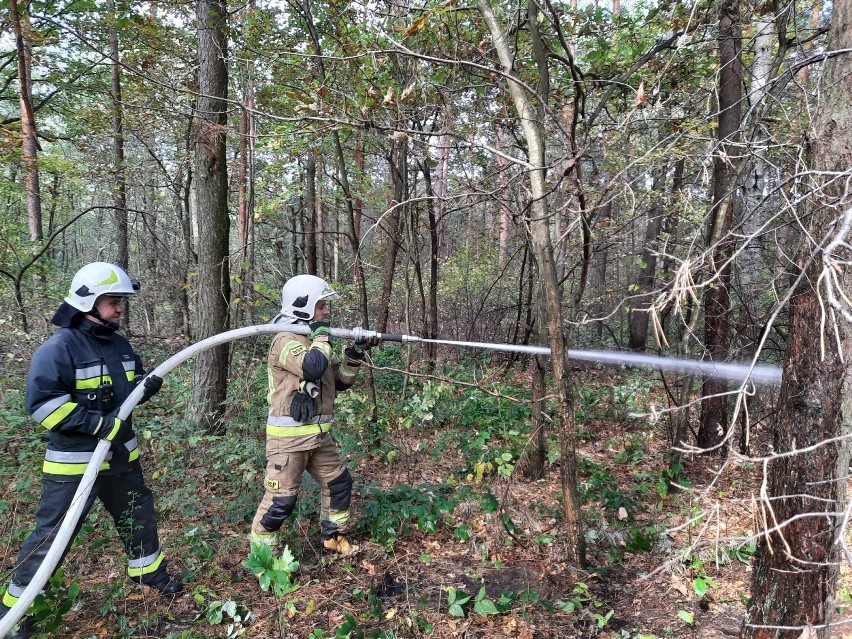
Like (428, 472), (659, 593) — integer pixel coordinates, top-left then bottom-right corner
(351, 327), (421, 344)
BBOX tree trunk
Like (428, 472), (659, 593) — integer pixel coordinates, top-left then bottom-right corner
(744, 1), (852, 636)
(316, 153), (325, 278)
(235, 51), (255, 325)
(494, 123), (513, 270)
(478, 0), (584, 566)
(10, 0), (42, 243)
(108, 0), (129, 329)
(698, 0), (742, 451)
(627, 165), (666, 351)
(737, 13), (775, 304)
(191, 0), (231, 434)
(434, 95), (451, 259)
(522, 294), (547, 480)
(377, 139), (406, 332)
(300, 12), (376, 414)
(420, 158), (439, 368)
(305, 151), (318, 275)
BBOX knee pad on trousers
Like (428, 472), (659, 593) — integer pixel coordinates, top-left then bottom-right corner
(328, 468), (353, 511)
(260, 495), (297, 531)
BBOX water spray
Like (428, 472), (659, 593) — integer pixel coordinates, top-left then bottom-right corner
(0, 322), (780, 637)
(350, 328), (782, 386)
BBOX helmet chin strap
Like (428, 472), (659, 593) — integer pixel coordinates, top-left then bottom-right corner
(86, 306), (120, 332)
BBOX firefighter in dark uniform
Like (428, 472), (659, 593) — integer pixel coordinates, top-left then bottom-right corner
(0, 262), (182, 639)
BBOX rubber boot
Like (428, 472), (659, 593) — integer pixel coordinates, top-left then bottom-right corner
(8, 616), (35, 639)
(0, 605), (35, 639)
(144, 571), (184, 595)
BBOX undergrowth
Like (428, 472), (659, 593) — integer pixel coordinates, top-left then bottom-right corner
(0, 348), (716, 638)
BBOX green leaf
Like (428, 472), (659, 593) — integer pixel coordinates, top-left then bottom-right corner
(448, 603), (465, 617)
(474, 598), (500, 616)
(678, 610), (694, 624)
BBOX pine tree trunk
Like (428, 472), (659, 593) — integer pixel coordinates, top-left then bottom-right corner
(191, 0), (231, 434)
(10, 0), (42, 243)
(744, 1), (852, 635)
(377, 139), (406, 332)
(305, 151), (318, 275)
(627, 165), (666, 351)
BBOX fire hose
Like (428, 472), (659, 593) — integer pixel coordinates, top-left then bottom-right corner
(0, 323), (781, 637)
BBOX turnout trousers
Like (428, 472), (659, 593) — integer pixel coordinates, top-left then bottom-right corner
(2, 464), (168, 611)
(250, 433), (353, 546)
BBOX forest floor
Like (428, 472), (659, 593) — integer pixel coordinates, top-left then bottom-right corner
(4, 356), (852, 639)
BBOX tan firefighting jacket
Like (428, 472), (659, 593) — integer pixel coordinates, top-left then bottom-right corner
(265, 328), (362, 451)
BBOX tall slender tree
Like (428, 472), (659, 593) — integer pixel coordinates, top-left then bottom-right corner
(698, 0), (742, 451)
(10, 0), (42, 244)
(191, 0), (231, 433)
(108, 0), (129, 329)
(478, 0), (584, 566)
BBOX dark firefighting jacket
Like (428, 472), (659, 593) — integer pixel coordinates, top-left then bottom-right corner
(25, 317), (144, 480)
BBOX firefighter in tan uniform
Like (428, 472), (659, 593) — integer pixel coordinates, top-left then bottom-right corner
(249, 275), (376, 555)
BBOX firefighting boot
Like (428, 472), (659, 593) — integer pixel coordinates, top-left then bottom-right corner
(145, 571), (184, 595)
(322, 534), (359, 556)
(0, 605), (35, 639)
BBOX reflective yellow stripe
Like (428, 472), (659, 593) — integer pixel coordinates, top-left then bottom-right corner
(249, 530), (278, 546)
(339, 362), (358, 382)
(104, 419), (122, 441)
(279, 340), (307, 367)
(127, 551), (164, 577)
(268, 414), (332, 427)
(327, 511), (349, 524)
(126, 371), (135, 382)
(310, 341), (332, 358)
(266, 422), (332, 437)
(3, 590), (19, 607)
(128, 448), (140, 462)
(76, 375), (112, 390)
(43, 460), (110, 475)
(42, 401), (78, 430)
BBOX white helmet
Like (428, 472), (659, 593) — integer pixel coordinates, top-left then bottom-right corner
(278, 274), (339, 322)
(65, 262), (139, 312)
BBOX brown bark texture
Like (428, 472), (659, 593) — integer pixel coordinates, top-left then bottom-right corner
(11, 0), (42, 243)
(744, 0), (852, 636)
(191, 0), (231, 434)
(377, 139), (406, 332)
(698, 0), (742, 450)
(305, 151), (318, 275)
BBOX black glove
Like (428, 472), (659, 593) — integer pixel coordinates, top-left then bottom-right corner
(289, 383), (318, 423)
(354, 336), (380, 352)
(308, 321), (331, 341)
(140, 374), (163, 404)
(347, 336), (379, 361)
(98, 411), (126, 441)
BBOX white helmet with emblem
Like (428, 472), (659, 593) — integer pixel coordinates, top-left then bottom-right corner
(278, 274), (340, 322)
(65, 262), (140, 312)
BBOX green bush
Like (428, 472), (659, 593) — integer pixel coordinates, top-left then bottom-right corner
(355, 482), (472, 550)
